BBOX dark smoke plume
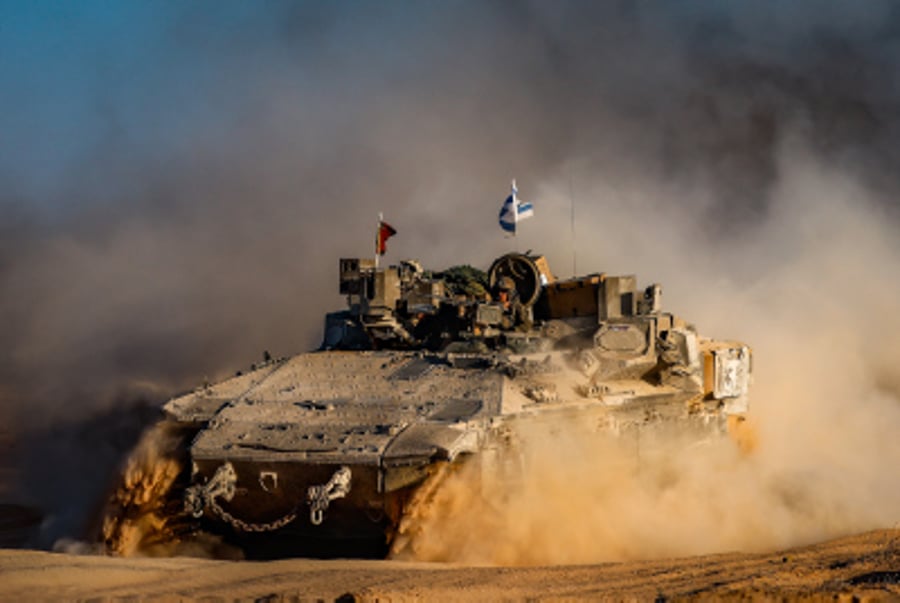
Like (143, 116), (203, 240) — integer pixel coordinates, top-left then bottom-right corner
(1, 1), (899, 549)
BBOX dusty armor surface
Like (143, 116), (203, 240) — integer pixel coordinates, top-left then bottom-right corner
(102, 252), (751, 557)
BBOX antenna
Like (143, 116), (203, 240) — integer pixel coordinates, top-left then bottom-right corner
(375, 212), (382, 269)
(569, 171), (577, 277)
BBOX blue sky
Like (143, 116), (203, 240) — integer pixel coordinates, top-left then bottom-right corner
(3, 1), (896, 209)
(1, 2), (287, 203)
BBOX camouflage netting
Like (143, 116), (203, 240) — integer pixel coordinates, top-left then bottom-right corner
(435, 265), (489, 299)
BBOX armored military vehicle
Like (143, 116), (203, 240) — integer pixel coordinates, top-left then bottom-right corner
(101, 252), (751, 557)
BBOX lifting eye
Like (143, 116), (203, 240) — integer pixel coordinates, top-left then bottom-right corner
(259, 471), (278, 492)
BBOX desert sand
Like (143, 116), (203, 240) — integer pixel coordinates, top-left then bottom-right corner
(1, 529), (899, 602)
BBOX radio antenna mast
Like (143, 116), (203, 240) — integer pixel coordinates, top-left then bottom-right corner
(569, 172), (577, 277)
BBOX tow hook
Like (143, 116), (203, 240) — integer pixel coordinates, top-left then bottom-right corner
(306, 466), (352, 525)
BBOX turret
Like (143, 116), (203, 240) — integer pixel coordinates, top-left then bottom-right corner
(319, 252), (749, 419)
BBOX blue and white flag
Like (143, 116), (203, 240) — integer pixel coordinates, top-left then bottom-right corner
(498, 179), (534, 234)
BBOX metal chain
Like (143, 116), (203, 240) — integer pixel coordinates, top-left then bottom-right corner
(185, 462), (299, 533)
(185, 463), (237, 518)
(187, 463), (352, 533)
(208, 497), (300, 533)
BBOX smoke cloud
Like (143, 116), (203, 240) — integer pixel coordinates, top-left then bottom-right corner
(391, 141), (900, 564)
(1, 2), (899, 553)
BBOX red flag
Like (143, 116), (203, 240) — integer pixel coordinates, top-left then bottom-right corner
(376, 220), (397, 256)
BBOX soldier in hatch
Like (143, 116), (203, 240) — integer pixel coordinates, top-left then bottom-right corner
(495, 276), (532, 331)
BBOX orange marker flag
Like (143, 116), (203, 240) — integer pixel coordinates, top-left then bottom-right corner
(376, 216), (397, 256)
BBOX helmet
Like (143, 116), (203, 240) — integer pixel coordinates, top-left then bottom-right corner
(498, 276), (516, 291)
(400, 259), (424, 275)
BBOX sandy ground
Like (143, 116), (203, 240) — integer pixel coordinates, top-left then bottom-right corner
(0, 529), (899, 602)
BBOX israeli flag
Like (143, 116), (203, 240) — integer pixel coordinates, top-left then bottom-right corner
(498, 179), (533, 234)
